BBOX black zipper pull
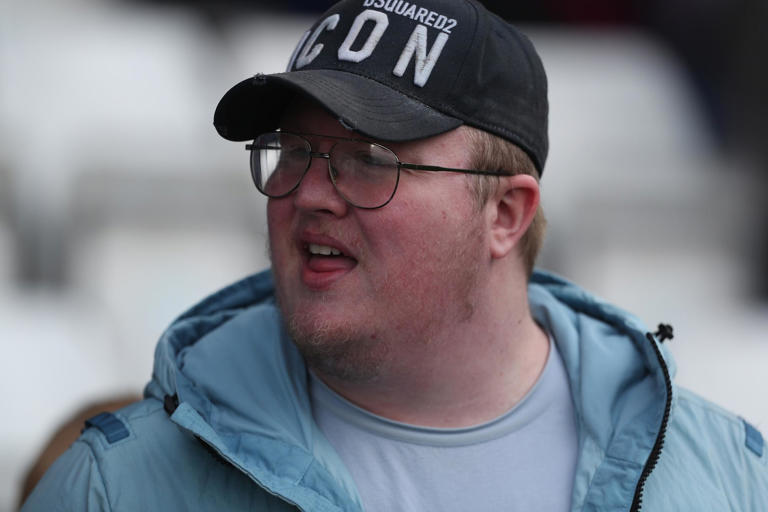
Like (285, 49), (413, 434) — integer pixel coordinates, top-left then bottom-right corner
(163, 393), (179, 415)
(654, 323), (674, 343)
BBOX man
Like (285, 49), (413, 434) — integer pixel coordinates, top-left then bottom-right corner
(23, 0), (767, 510)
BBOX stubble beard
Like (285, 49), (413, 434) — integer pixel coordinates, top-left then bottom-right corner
(278, 295), (391, 383)
(272, 233), (484, 385)
(268, 235), (393, 383)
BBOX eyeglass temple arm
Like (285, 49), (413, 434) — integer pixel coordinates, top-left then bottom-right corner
(399, 163), (511, 177)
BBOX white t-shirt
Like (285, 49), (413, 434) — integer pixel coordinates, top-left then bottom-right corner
(310, 335), (578, 511)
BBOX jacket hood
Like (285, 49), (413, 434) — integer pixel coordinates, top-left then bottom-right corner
(145, 271), (363, 511)
(144, 269), (675, 512)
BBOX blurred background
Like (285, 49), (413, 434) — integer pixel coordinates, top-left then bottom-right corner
(1, 0), (767, 509)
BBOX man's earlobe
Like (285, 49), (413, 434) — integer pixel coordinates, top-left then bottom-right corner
(488, 175), (540, 259)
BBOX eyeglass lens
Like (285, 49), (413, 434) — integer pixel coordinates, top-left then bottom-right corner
(250, 132), (400, 209)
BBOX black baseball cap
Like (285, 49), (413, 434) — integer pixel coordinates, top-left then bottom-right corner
(214, 0), (549, 173)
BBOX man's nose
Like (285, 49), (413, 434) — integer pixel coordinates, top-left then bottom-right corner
(292, 152), (349, 216)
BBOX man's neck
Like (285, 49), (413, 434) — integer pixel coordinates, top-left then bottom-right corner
(312, 281), (550, 428)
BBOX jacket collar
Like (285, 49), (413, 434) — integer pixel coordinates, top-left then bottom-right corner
(529, 271), (674, 510)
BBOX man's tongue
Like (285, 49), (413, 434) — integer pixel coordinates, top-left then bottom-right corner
(307, 254), (356, 272)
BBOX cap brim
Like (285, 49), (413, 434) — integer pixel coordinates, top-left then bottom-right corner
(214, 69), (463, 142)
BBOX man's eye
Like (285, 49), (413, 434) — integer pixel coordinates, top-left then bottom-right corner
(355, 152), (389, 166)
(282, 147), (308, 160)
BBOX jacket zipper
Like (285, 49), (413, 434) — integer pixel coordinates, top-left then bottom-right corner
(629, 333), (673, 512)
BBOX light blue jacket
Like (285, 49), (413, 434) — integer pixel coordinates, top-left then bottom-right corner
(23, 270), (768, 511)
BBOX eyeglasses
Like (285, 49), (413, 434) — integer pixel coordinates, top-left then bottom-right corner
(246, 131), (510, 209)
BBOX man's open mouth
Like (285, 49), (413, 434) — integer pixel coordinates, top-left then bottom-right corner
(307, 243), (344, 257)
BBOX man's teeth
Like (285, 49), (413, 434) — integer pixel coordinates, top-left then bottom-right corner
(308, 244), (342, 256)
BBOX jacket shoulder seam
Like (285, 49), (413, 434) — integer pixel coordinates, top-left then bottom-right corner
(80, 399), (166, 451)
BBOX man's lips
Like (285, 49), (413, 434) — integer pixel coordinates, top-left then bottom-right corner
(298, 233), (356, 259)
(306, 253), (357, 272)
(298, 234), (358, 289)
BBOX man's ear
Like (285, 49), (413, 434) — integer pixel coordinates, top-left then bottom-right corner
(486, 174), (540, 259)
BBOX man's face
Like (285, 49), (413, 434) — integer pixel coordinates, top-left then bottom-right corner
(268, 99), (490, 381)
